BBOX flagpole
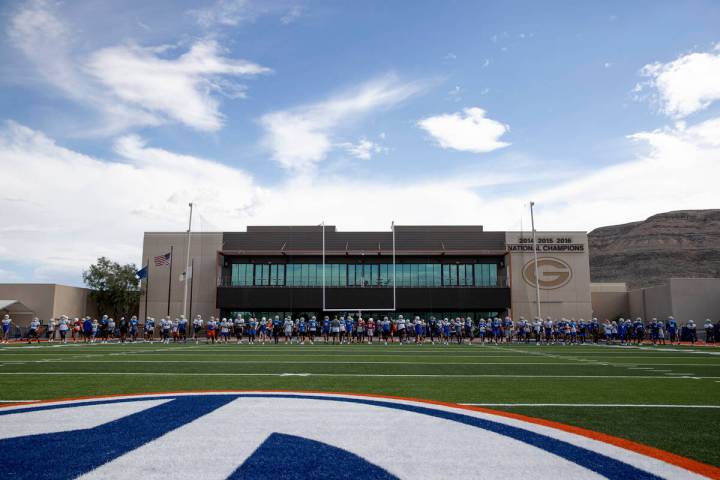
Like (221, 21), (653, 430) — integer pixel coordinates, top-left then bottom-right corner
(143, 257), (149, 321)
(182, 202), (194, 319)
(530, 202), (541, 320)
(167, 245), (174, 317)
(188, 258), (195, 322)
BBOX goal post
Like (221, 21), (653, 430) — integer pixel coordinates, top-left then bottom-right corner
(321, 221), (397, 313)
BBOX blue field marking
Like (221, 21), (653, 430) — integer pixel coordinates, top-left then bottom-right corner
(229, 433), (399, 479)
(0, 395), (236, 479)
(1, 393), (661, 480)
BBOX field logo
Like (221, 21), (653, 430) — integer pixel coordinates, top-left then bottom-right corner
(523, 257), (572, 290)
(0, 392), (711, 479)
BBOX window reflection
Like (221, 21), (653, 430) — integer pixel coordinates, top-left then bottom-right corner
(228, 262), (499, 287)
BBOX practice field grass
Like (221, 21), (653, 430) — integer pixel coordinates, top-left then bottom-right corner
(1, 341), (719, 467)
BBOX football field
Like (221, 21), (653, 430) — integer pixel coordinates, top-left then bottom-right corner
(1, 341), (719, 469)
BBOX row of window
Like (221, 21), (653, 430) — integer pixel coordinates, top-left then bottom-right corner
(226, 311), (502, 321)
(229, 263), (499, 288)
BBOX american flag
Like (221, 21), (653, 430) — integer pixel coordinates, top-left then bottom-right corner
(154, 252), (171, 266)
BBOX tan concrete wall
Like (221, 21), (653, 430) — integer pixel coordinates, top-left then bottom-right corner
(140, 232), (222, 320)
(0, 284), (95, 327)
(52, 285), (96, 319)
(668, 278), (720, 321)
(0, 284), (55, 324)
(591, 283), (629, 320)
(641, 284), (673, 319)
(506, 232), (592, 320)
(628, 289), (644, 319)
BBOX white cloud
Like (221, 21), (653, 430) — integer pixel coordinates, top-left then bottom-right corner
(2, 117), (718, 284)
(0, 121), (262, 279)
(260, 75), (424, 171)
(531, 116), (720, 230)
(7, 1), (268, 134)
(417, 107), (510, 154)
(641, 45), (720, 118)
(191, 0), (256, 27)
(338, 138), (387, 160)
(280, 5), (303, 24)
(86, 40), (270, 132)
(191, 0), (303, 27)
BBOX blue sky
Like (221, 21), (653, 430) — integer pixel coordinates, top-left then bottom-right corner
(1, 0), (720, 286)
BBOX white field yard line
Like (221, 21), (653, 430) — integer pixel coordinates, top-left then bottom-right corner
(0, 360), (601, 365)
(0, 372), (717, 378)
(493, 345), (719, 377)
(459, 403), (720, 408)
(598, 344), (720, 356)
(2, 352), (584, 361)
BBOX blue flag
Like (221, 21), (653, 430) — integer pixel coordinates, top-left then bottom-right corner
(136, 265), (148, 280)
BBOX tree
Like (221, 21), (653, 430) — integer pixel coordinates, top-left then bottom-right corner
(83, 257), (140, 319)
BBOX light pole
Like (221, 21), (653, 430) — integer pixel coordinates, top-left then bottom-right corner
(181, 202), (193, 319)
(530, 201), (541, 320)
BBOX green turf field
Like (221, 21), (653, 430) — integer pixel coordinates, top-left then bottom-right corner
(1, 341), (719, 466)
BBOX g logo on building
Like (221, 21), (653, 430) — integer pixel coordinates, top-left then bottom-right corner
(522, 257), (572, 290)
(0, 391), (713, 479)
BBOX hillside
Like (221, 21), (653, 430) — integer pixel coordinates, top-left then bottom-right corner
(588, 210), (720, 288)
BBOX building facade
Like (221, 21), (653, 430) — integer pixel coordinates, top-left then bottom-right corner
(0, 283), (97, 328)
(141, 226), (592, 321)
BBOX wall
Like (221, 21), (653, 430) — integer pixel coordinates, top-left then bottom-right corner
(506, 231), (592, 319)
(0, 284), (95, 326)
(53, 284), (96, 319)
(0, 284), (55, 324)
(590, 283), (628, 319)
(668, 278), (720, 321)
(141, 232), (223, 320)
(640, 284), (673, 319)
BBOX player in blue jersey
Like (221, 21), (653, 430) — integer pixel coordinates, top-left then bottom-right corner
(308, 316), (317, 344)
(633, 317), (645, 344)
(257, 317), (266, 344)
(247, 317), (257, 344)
(416, 317), (425, 344)
(666, 316), (678, 344)
(321, 316), (330, 343)
(477, 318), (487, 344)
(269, 316), (279, 344)
(382, 317), (392, 345)
(2, 314), (14, 344)
(128, 316), (139, 342)
(441, 318), (450, 345)
(296, 317), (306, 344)
(345, 317), (354, 344)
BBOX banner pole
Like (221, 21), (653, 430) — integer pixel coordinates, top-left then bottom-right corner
(167, 245), (174, 317)
(144, 257), (149, 320)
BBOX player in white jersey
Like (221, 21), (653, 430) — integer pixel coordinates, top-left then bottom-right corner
(144, 317), (155, 341)
(28, 317), (41, 344)
(57, 315), (69, 343)
(234, 316), (245, 344)
(192, 315), (203, 344)
(160, 316), (172, 344)
(396, 315), (407, 344)
(46, 317), (56, 342)
(543, 317), (554, 344)
(2, 314), (14, 343)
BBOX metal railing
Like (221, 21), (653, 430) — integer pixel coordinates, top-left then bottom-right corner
(219, 277), (508, 289)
